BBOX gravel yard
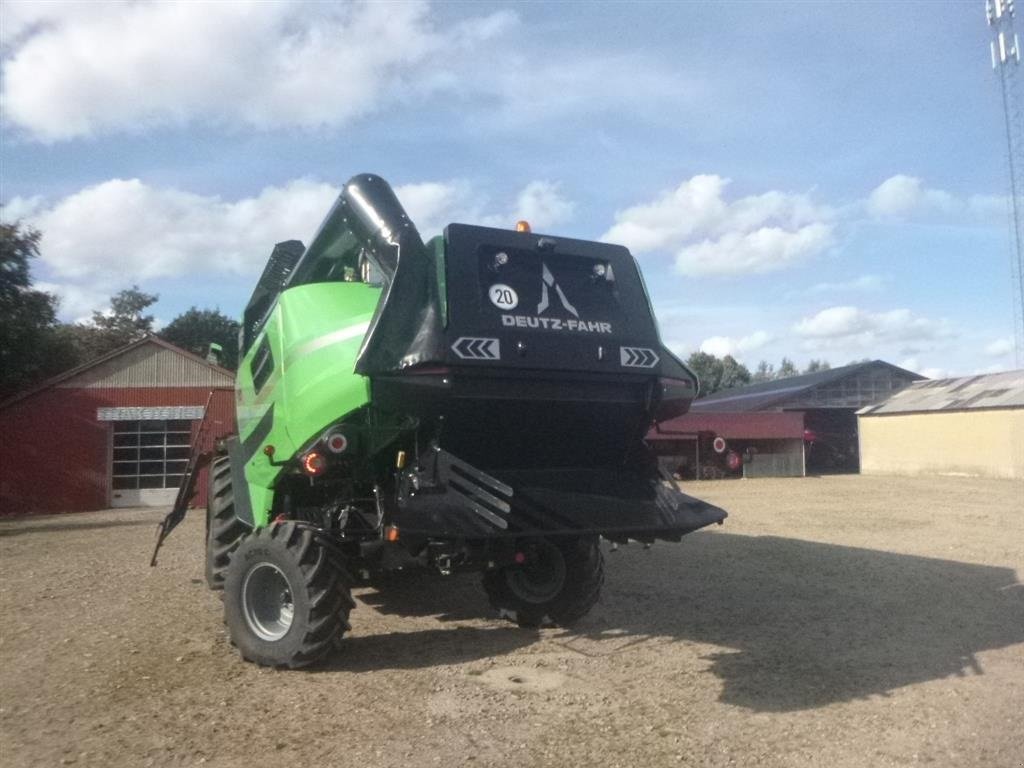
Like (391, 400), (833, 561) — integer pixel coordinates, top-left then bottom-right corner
(1, 475), (1022, 768)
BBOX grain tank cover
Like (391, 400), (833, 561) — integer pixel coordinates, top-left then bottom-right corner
(441, 224), (664, 374)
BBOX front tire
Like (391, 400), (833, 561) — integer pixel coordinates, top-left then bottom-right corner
(223, 522), (354, 668)
(205, 456), (247, 590)
(483, 536), (604, 628)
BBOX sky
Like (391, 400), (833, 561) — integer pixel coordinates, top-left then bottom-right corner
(1, 0), (1021, 378)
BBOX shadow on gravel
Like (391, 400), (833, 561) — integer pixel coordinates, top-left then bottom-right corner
(356, 571), (491, 623)
(353, 532), (1024, 711)
(314, 625), (539, 673)
(0, 517), (158, 537)
(586, 532), (1024, 712)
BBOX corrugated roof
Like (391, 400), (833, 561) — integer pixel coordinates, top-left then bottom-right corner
(0, 336), (235, 410)
(59, 342), (233, 389)
(690, 360), (922, 413)
(858, 369), (1024, 415)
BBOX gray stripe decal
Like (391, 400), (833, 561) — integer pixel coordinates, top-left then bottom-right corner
(284, 321), (371, 369)
(241, 405), (274, 464)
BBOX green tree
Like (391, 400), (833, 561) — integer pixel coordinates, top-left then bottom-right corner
(686, 351), (751, 397)
(70, 285), (158, 360)
(777, 357), (799, 379)
(804, 359), (831, 374)
(686, 351), (720, 397)
(719, 354), (752, 390)
(0, 222), (80, 398)
(752, 359), (774, 383)
(159, 307), (240, 369)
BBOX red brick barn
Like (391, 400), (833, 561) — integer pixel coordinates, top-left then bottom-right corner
(0, 336), (236, 515)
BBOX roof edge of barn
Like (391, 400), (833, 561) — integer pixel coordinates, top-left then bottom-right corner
(0, 335), (235, 412)
(690, 359), (924, 413)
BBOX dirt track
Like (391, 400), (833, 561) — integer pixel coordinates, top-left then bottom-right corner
(1, 475), (1022, 768)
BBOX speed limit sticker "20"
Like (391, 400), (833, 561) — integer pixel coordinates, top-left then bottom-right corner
(488, 284), (519, 310)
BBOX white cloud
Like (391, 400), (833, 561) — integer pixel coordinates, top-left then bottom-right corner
(393, 181), (474, 240)
(804, 274), (887, 295)
(0, 193), (43, 223)
(865, 175), (1003, 223)
(675, 223), (833, 276)
(602, 175), (835, 276)
(897, 357), (948, 378)
(983, 337), (1014, 357)
(0, 1), (688, 144)
(603, 173), (1005, 281)
(396, 179), (574, 238)
(33, 280), (110, 322)
(3, 178), (340, 282)
(867, 175), (927, 218)
(699, 330), (773, 358)
(508, 181), (575, 232)
(794, 305), (952, 349)
(2, 175), (572, 317)
(0, 1), (517, 141)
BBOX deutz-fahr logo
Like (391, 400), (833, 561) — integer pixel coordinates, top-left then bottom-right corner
(499, 261), (613, 334)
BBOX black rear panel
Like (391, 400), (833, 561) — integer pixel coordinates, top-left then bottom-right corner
(372, 368), (654, 469)
(443, 224), (664, 375)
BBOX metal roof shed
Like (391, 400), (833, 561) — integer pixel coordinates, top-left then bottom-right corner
(858, 370), (1024, 479)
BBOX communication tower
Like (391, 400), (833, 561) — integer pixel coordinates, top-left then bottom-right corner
(987, 0), (1024, 365)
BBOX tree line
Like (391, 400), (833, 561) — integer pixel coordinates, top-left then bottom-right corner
(1, 222), (239, 399)
(683, 352), (832, 399)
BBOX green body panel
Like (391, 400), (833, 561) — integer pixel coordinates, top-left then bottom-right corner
(235, 282), (383, 526)
(427, 235), (448, 327)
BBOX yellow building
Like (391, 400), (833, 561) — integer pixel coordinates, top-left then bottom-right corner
(857, 370), (1024, 480)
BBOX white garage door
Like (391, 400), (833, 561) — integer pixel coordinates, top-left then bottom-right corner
(110, 419), (193, 507)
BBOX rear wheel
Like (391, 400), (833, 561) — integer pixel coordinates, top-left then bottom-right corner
(205, 456), (248, 590)
(483, 536), (604, 628)
(223, 522), (354, 668)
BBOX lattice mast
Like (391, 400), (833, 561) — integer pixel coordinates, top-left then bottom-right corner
(987, 0), (1024, 366)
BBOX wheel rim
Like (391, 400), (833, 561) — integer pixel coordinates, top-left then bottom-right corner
(242, 562), (295, 641)
(504, 540), (566, 604)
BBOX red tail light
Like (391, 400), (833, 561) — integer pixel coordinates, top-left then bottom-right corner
(406, 366), (452, 376)
(302, 451), (326, 476)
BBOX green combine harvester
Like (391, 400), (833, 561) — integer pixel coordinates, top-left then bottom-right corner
(154, 174), (726, 668)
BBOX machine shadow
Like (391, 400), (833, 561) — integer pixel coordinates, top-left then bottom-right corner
(583, 532), (1024, 711)
(316, 625), (540, 673)
(354, 572), (493, 623)
(353, 532), (1024, 711)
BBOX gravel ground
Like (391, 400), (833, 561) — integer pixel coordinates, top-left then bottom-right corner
(1, 475), (1022, 768)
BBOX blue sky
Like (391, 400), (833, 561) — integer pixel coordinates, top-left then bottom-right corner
(1, 0), (1020, 376)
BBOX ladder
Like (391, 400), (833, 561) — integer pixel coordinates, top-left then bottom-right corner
(150, 391), (217, 566)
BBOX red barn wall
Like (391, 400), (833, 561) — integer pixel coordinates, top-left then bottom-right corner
(0, 386), (235, 516)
